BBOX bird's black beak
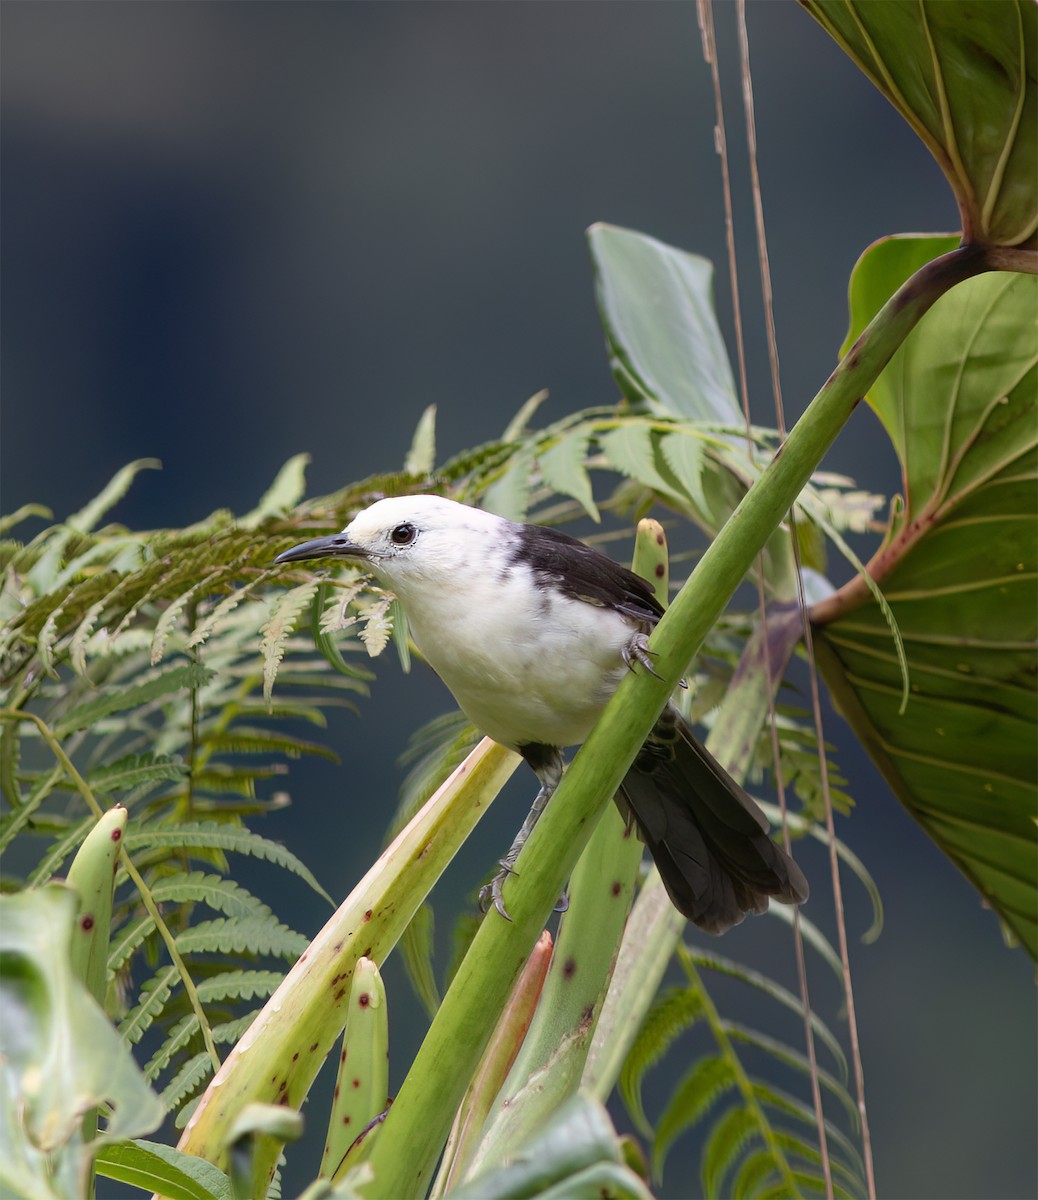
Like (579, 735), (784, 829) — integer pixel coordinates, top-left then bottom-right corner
(275, 534), (366, 566)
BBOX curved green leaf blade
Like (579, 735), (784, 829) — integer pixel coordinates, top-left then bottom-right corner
(799, 0), (1038, 246)
(0, 888), (165, 1199)
(814, 235), (1038, 955)
(94, 1140), (232, 1200)
(588, 224), (740, 421)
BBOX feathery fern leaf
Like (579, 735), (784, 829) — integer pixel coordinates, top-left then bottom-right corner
(700, 1105), (760, 1199)
(261, 580), (321, 703)
(120, 965), (181, 1045)
(56, 663), (213, 736)
(172, 916), (308, 960)
(619, 987), (704, 1137)
(652, 1054), (736, 1179)
(122, 821), (333, 904)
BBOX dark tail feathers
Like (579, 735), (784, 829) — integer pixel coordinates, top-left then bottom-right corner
(616, 705), (809, 934)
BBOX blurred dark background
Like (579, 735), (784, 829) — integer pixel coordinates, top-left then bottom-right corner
(3, 3), (1034, 1198)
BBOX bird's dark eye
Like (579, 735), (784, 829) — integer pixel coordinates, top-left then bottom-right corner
(389, 522), (417, 546)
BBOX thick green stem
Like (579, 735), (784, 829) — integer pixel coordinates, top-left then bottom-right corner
(360, 245), (989, 1198)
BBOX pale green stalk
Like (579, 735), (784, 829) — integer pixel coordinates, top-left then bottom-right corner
(323, 958), (389, 1180)
(176, 738), (518, 1196)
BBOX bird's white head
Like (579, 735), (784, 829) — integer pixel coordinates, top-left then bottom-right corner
(275, 494), (507, 600)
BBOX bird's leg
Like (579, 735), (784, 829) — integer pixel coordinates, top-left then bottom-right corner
(479, 745), (564, 920)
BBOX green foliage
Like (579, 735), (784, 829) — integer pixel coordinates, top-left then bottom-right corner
(815, 238), (1038, 955)
(3, 6), (1034, 1188)
(618, 942), (865, 1199)
(800, 0), (1037, 247)
(0, 461), (384, 1125)
(0, 887), (166, 1200)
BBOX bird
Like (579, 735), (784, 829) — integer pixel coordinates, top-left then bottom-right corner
(275, 494), (808, 934)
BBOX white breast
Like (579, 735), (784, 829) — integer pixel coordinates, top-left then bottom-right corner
(397, 561), (634, 751)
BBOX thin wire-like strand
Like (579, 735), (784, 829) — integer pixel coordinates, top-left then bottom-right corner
(735, 3), (876, 1195)
(696, 4), (833, 1194)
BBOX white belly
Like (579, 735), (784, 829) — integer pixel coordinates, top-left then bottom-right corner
(403, 576), (633, 751)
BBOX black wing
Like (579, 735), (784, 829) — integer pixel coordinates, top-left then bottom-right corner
(510, 523), (665, 627)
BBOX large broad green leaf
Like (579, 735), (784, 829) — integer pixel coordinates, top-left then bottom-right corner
(0, 887), (165, 1200)
(799, 0), (1037, 248)
(812, 235), (1037, 956)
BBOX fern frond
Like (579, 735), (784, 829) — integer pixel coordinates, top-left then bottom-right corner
(620, 987), (704, 1136)
(653, 1054), (736, 1179)
(145, 872), (276, 919)
(147, 1009), (260, 1084)
(394, 709), (479, 833)
(0, 717), (21, 808)
(123, 821), (332, 904)
(187, 571), (274, 649)
(160, 1051), (212, 1113)
(356, 595), (394, 658)
(757, 1091), (865, 1190)
(55, 662), (213, 737)
(730, 1148), (781, 1199)
(688, 947), (848, 1082)
(119, 965), (180, 1045)
(151, 569), (228, 666)
(771, 1129), (861, 1194)
(721, 1023), (858, 1129)
(400, 901), (439, 1019)
(261, 580), (321, 704)
(241, 453), (312, 528)
(700, 1105), (759, 1199)
(173, 916), (308, 960)
(89, 752), (187, 795)
(194, 969), (283, 1006)
(68, 459), (163, 534)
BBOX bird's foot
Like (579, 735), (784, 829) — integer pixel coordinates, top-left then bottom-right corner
(622, 632), (688, 688)
(622, 632), (664, 680)
(478, 863), (569, 920)
(479, 859), (518, 921)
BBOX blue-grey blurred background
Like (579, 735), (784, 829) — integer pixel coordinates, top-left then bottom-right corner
(3, 3), (1034, 1198)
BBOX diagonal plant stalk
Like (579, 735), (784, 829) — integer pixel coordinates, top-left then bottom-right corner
(175, 736), (518, 1194)
(358, 243), (994, 1198)
(582, 604), (803, 1104)
(453, 518), (671, 1184)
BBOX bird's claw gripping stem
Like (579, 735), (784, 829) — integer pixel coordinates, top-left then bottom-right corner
(479, 859), (518, 921)
(623, 632), (688, 688)
(623, 632), (664, 680)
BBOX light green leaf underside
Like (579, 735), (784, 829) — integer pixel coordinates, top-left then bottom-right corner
(588, 223), (741, 423)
